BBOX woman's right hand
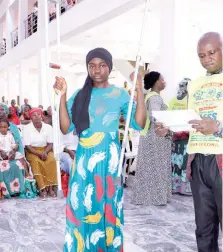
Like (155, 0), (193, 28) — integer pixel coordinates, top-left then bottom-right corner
(0, 150), (7, 160)
(154, 122), (169, 137)
(54, 76), (67, 96)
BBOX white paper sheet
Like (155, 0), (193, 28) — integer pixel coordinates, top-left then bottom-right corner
(152, 109), (201, 132)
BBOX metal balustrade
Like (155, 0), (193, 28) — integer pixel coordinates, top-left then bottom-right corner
(11, 28), (18, 48)
(49, 0), (79, 22)
(0, 0), (84, 54)
(0, 39), (6, 56)
(24, 11), (38, 38)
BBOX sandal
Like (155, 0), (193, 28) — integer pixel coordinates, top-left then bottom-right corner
(39, 190), (47, 201)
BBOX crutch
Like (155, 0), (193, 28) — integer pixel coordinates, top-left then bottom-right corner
(118, 0), (150, 177)
(44, 0), (63, 198)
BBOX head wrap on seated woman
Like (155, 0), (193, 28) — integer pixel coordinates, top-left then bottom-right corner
(144, 71), (161, 90)
(0, 103), (9, 116)
(71, 47), (113, 135)
(8, 107), (20, 125)
(29, 108), (43, 118)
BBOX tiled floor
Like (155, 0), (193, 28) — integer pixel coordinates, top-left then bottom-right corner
(0, 180), (221, 252)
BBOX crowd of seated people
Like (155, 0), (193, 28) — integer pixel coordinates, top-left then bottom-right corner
(0, 89), (140, 201)
(0, 98), (78, 200)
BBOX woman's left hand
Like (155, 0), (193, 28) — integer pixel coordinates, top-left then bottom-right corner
(155, 122), (169, 137)
(130, 72), (143, 92)
(8, 150), (16, 161)
(41, 152), (48, 161)
(189, 118), (218, 135)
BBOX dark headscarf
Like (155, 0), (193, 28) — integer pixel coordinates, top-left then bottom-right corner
(71, 48), (113, 135)
(144, 71), (161, 90)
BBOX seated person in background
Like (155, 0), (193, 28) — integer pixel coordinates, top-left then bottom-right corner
(8, 106), (20, 125)
(38, 105), (48, 118)
(21, 99), (32, 113)
(44, 115), (52, 126)
(23, 108), (57, 200)
(0, 113), (28, 198)
(60, 131), (78, 175)
(44, 106), (52, 126)
(10, 99), (20, 116)
(47, 106), (52, 117)
(0, 104), (23, 154)
(20, 105), (31, 125)
(0, 118), (28, 170)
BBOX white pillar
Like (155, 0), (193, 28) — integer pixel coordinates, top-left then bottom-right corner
(0, 22), (3, 42)
(38, 0), (48, 32)
(38, 48), (50, 108)
(0, 71), (5, 101)
(6, 70), (11, 104)
(18, 60), (29, 105)
(7, 66), (19, 104)
(18, 0), (28, 43)
(150, 0), (177, 102)
(6, 8), (15, 51)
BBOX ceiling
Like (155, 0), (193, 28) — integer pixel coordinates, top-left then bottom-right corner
(56, 0), (223, 80)
(16, 0), (223, 76)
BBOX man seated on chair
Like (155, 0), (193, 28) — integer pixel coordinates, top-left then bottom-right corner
(60, 131), (78, 175)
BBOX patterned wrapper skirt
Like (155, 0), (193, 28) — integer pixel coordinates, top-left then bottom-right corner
(26, 147), (57, 191)
(0, 159), (26, 198)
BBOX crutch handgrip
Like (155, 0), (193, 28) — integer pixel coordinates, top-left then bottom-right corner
(49, 62), (61, 69)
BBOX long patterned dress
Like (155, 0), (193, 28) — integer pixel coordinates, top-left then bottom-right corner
(132, 95), (172, 206)
(64, 86), (141, 252)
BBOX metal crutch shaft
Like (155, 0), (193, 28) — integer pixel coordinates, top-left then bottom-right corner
(118, 0), (150, 177)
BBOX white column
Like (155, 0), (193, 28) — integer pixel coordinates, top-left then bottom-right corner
(38, 0), (48, 32)
(6, 8), (15, 50)
(0, 71), (5, 101)
(0, 22), (3, 42)
(18, 0), (28, 43)
(6, 70), (11, 104)
(150, 0), (177, 102)
(2, 71), (8, 105)
(38, 48), (50, 108)
(18, 60), (29, 105)
(7, 66), (19, 104)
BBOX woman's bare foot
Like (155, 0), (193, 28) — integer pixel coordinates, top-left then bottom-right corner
(39, 189), (47, 200)
(48, 186), (57, 198)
